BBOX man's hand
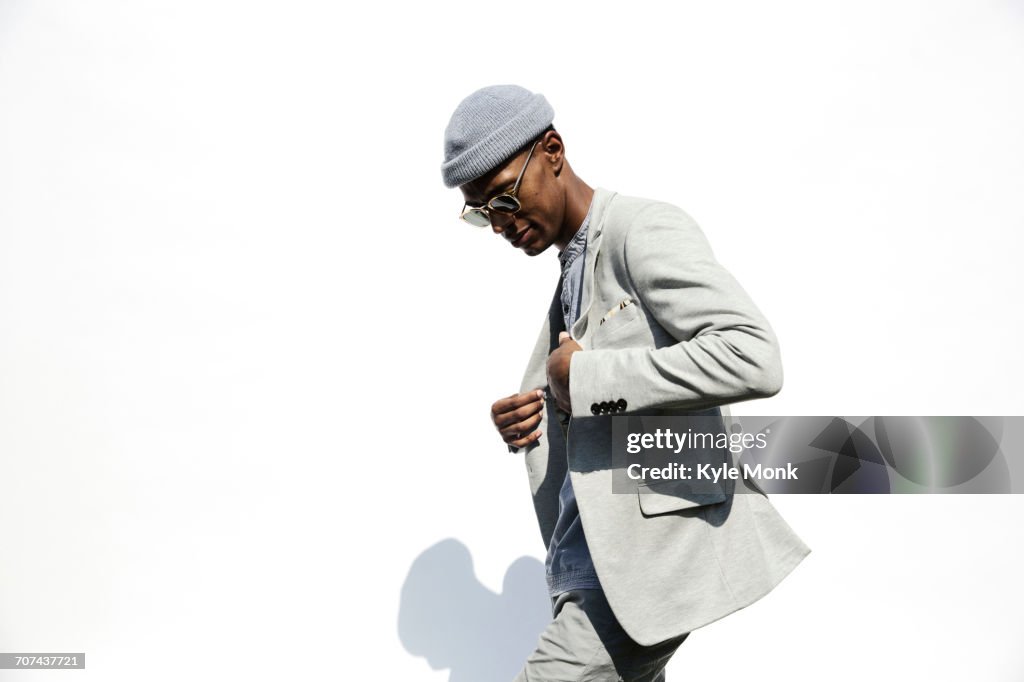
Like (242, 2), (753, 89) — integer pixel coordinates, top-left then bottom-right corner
(547, 332), (582, 413)
(491, 389), (545, 449)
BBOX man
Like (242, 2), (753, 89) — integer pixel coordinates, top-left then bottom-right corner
(441, 84), (810, 681)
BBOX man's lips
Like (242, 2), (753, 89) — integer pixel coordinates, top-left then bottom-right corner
(510, 226), (533, 248)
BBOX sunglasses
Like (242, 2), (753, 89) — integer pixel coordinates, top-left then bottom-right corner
(459, 139), (541, 228)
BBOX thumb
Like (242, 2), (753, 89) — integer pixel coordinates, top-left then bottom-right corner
(558, 331), (571, 344)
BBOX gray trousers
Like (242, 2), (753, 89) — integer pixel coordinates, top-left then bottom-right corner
(515, 589), (689, 681)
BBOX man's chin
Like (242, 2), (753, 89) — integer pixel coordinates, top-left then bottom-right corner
(521, 241), (551, 257)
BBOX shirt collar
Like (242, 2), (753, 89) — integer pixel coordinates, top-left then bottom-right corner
(558, 199), (595, 270)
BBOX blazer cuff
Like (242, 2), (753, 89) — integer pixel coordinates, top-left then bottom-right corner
(569, 348), (641, 418)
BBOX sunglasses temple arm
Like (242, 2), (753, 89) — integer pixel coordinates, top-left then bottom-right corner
(512, 141), (537, 191)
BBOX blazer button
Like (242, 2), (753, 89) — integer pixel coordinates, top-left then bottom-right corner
(616, 399), (627, 412)
(591, 403), (600, 416)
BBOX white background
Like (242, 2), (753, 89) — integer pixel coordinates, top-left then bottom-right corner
(2, 1), (1023, 680)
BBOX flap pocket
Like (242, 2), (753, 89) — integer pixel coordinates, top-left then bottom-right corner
(637, 483), (727, 516)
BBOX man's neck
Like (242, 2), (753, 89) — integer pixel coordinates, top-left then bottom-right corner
(554, 181), (595, 252)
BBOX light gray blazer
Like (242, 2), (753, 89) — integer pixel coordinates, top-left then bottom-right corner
(516, 187), (810, 646)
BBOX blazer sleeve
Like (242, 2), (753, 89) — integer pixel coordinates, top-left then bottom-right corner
(568, 203), (783, 417)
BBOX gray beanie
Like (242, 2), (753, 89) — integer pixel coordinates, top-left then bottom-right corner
(441, 84), (554, 188)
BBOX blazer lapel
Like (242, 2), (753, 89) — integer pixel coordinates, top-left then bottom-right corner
(520, 187), (618, 389)
(570, 187), (615, 345)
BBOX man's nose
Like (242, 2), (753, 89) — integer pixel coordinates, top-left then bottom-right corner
(490, 212), (517, 234)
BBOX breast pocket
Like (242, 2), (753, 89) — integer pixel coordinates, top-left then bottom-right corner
(591, 296), (643, 347)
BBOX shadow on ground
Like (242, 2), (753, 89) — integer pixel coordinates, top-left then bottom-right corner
(398, 538), (550, 681)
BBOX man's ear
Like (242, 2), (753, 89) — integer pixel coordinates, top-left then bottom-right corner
(542, 130), (565, 177)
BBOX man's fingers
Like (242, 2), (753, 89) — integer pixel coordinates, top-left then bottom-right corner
(491, 389), (544, 422)
(490, 392), (520, 416)
(499, 411), (543, 442)
(491, 389), (546, 449)
(491, 390), (542, 414)
(509, 429), (543, 449)
(493, 396), (545, 429)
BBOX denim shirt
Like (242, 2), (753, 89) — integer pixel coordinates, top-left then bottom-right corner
(545, 198), (602, 596)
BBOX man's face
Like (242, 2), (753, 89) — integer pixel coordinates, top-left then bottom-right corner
(459, 132), (566, 257)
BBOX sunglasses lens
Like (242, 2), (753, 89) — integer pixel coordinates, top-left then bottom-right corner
(488, 195), (520, 214)
(462, 208), (491, 227)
